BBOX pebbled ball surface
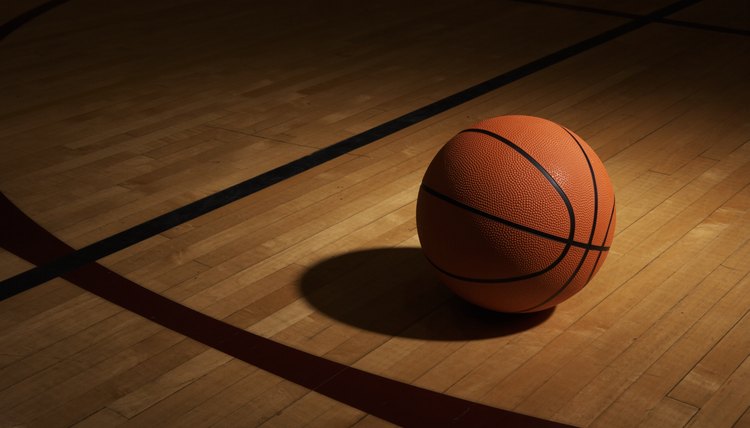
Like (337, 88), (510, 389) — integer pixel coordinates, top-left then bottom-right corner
(416, 115), (616, 313)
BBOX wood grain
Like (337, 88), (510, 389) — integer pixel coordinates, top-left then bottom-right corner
(1, 0), (749, 426)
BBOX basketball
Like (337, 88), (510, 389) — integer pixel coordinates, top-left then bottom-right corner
(416, 115), (615, 313)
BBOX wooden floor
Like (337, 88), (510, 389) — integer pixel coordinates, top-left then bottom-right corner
(1, 0), (750, 426)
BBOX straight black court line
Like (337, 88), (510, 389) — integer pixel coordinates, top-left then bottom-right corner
(660, 19), (750, 37)
(510, 0), (750, 37)
(0, 0), (702, 300)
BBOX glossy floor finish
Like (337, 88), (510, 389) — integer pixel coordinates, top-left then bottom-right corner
(1, 0), (749, 426)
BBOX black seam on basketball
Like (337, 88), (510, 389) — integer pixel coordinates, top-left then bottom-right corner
(423, 251), (580, 284)
(458, 128), (569, 217)
(420, 185), (609, 252)
(459, 128), (577, 252)
(421, 127), (581, 284)
(521, 127), (600, 312)
(460, 125), (586, 281)
(585, 202), (616, 285)
(420, 185), (570, 282)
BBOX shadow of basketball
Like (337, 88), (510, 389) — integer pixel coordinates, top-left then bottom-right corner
(298, 247), (554, 341)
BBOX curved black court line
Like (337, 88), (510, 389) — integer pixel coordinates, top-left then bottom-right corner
(0, 193), (572, 428)
(520, 128), (603, 312)
(0, 0), (701, 301)
(0, 0), (73, 41)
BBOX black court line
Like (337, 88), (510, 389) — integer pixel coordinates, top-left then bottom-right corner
(0, 193), (571, 428)
(510, 0), (641, 20)
(0, 0), (702, 300)
(0, 0), (73, 41)
(511, 0), (750, 37)
(660, 19), (750, 37)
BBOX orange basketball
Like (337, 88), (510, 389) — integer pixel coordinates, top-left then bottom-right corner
(416, 115), (615, 313)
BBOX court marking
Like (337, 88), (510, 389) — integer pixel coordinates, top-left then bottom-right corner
(0, 0), (717, 424)
(0, 0), (73, 41)
(2, 0), (745, 43)
(511, 0), (750, 37)
(0, 0), (703, 300)
(0, 193), (572, 427)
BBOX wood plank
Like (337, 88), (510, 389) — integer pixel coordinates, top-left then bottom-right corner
(2, 1), (750, 426)
(20, 333), (204, 428)
(687, 354), (750, 428)
(209, 380), (308, 428)
(256, 392), (353, 428)
(553, 266), (747, 426)
(0, 279), (85, 332)
(590, 268), (750, 427)
(71, 407), (128, 428)
(637, 396), (698, 428)
(734, 406), (750, 428)
(121, 358), (254, 426)
(161, 367), (283, 427)
(103, 348), (232, 418)
(669, 293), (750, 408)
(350, 415), (399, 428)
(462, 153), (750, 413)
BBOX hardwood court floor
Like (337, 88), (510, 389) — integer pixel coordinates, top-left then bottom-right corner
(1, 0), (749, 426)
